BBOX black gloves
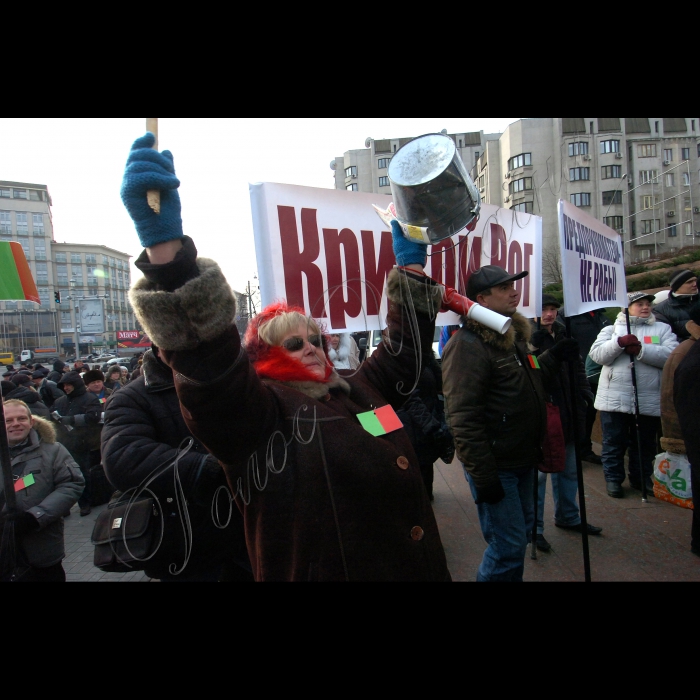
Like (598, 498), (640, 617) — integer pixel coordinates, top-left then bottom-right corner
(549, 337), (580, 362)
(474, 481), (506, 505)
(8, 511), (39, 536)
(530, 329), (553, 350)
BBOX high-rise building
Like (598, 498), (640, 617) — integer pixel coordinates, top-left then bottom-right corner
(0, 180), (135, 358)
(331, 118), (700, 273)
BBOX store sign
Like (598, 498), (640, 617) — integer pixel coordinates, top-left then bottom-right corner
(117, 330), (151, 348)
(78, 299), (104, 334)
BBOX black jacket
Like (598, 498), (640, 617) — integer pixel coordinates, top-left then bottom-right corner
(442, 313), (559, 489)
(101, 350), (249, 579)
(674, 339), (700, 470)
(654, 293), (700, 342)
(557, 309), (610, 359)
(6, 386), (50, 418)
(52, 383), (102, 453)
(37, 378), (65, 411)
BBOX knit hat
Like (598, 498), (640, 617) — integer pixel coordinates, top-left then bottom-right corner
(669, 269), (697, 293)
(542, 294), (561, 309)
(1, 380), (15, 397)
(11, 373), (31, 386)
(57, 371), (85, 391)
(53, 360), (65, 372)
(83, 369), (104, 385)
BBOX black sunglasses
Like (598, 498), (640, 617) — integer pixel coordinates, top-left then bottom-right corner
(282, 334), (322, 352)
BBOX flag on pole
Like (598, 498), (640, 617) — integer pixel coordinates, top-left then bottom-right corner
(0, 241), (40, 303)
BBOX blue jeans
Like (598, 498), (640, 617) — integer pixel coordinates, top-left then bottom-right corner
(537, 442), (580, 534)
(600, 411), (660, 485)
(466, 466), (535, 582)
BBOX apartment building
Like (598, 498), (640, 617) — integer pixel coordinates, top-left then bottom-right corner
(331, 118), (700, 270)
(0, 180), (135, 357)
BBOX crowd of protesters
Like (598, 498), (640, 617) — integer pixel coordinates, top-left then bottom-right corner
(3, 132), (699, 582)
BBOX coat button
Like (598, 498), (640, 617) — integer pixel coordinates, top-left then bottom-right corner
(396, 456), (410, 470)
(411, 526), (424, 541)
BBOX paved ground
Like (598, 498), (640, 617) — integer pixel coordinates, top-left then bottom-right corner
(59, 442), (699, 582)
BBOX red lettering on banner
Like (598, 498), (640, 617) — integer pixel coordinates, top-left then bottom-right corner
(361, 230), (394, 316)
(278, 206), (327, 317)
(490, 224), (507, 269)
(323, 227), (362, 329)
(429, 240), (456, 289)
(457, 235), (482, 296)
(523, 243), (533, 307)
(507, 241), (523, 299)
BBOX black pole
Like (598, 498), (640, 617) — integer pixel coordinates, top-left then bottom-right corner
(565, 317), (592, 582)
(0, 398), (19, 578)
(531, 316), (541, 560)
(624, 309), (649, 503)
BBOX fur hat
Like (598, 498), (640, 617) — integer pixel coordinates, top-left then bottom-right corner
(83, 369), (104, 385)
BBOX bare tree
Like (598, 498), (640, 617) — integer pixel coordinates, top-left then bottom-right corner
(542, 240), (562, 285)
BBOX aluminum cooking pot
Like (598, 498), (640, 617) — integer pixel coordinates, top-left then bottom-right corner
(388, 133), (481, 244)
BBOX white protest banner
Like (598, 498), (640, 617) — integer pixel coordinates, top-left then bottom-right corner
(250, 182), (542, 332)
(558, 199), (627, 315)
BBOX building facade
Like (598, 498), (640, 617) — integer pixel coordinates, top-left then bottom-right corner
(0, 180), (136, 358)
(331, 118), (700, 273)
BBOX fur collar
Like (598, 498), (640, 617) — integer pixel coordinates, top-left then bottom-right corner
(328, 333), (354, 362)
(265, 371), (351, 400)
(31, 415), (57, 444)
(615, 312), (656, 327)
(464, 311), (531, 351)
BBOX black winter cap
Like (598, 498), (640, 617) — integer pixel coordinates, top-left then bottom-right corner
(542, 294), (561, 309)
(466, 265), (529, 301)
(670, 269), (696, 293)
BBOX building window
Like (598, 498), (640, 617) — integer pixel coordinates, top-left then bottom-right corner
(664, 149), (673, 162)
(55, 252), (66, 263)
(71, 253), (81, 263)
(344, 166), (357, 178)
(642, 195), (659, 210)
(568, 142), (588, 157)
(682, 172), (691, 186)
(110, 257), (116, 266)
(0, 211), (10, 234)
(682, 148), (690, 160)
(15, 213), (28, 235)
(35, 262), (48, 285)
(19, 240), (29, 258)
(379, 176), (390, 187)
(377, 158), (391, 169)
(601, 165), (622, 179)
(511, 202), (533, 213)
(0, 188), (10, 198)
(669, 224), (678, 237)
(641, 220), (660, 234)
(38, 287), (50, 307)
(569, 167), (590, 181)
(508, 153), (532, 170)
(602, 190), (622, 206)
(13, 189), (27, 199)
(32, 213), (44, 235)
(685, 223), (693, 236)
(509, 177), (533, 194)
(474, 151), (480, 164)
(637, 144), (657, 158)
(570, 193), (591, 207)
(346, 183), (358, 191)
(666, 173), (675, 187)
(639, 170), (658, 184)
(28, 190), (42, 202)
(604, 216), (624, 231)
(85, 254), (97, 264)
(600, 140), (620, 154)
(34, 242), (46, 260)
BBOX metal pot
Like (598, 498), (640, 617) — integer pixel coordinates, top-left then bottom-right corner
(388, 133), (481, 244)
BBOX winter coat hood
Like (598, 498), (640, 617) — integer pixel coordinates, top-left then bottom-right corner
(58, 371), (86, 394)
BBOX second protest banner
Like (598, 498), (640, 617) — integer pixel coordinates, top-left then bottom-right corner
(558, 199), (627, 315)
(250, 182), (542, 332)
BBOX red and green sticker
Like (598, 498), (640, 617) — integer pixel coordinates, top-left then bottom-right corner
(357, 405), (404, 436)
(644, 336), (660, 344)
(14, 473), (36, 492)
(527, 354), (541, 369)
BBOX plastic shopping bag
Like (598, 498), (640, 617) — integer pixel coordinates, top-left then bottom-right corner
(653, 452), (694, 509)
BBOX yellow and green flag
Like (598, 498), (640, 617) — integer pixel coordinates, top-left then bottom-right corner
(0, 241), (39, 303)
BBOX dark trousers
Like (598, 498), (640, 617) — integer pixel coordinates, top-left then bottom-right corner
(583, 396), (597, 454)
(600, 411), (660, 485)
(69, 449), (92, 509)
(16, 562), (66, 582)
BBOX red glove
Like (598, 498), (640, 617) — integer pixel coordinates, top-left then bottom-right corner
(624, 344), (642, 356)
(617, 334), (641, 349)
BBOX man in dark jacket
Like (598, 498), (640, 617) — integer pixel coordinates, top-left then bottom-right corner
(31, 370), (64, 411)
(557, 305), (610, 463)
(1, 400), (84, 582)
(102, 348), (252, 581)
(52, 371), (102, 516)
(530, 295), (602, 552)
(442, 267), (579, 581)
(654, 269), (699, 342)
(47, 360), (67, 384)
(5, 374), (50, 418)
(673, 335), (700, 557)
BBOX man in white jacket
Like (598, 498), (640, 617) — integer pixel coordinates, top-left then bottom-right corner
(589, 292), (678, 498)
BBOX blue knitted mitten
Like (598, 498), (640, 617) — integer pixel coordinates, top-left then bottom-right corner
(391, 220), (428, 267)
(120, 133), (183, 248)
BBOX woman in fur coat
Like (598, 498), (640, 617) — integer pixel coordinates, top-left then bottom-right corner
(328, 333), (360, 370)
(120, 133), (451, 582)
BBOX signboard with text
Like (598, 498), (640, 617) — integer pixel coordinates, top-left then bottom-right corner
(78, 299), (105, 334)
(117, 330), (151, 348)
(558, 199), (627, 315)
(250, 182), (543, 332)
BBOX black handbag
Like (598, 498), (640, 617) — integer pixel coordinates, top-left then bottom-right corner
(91, 493), (163, 573)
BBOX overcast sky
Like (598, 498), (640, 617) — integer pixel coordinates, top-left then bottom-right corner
(0, 118), (519, 293)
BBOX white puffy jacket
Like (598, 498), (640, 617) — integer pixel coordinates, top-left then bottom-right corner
(328, 333), (360, 370)
(589, 312), (678, 417)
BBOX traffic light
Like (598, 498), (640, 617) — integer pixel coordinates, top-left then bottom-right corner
(54, 291), (61, 304)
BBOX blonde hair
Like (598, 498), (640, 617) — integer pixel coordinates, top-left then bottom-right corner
(258, 311), (321, 347)
(3, 398), (33, 419)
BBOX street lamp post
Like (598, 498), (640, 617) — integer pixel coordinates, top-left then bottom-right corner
(69, 278), (80, 360)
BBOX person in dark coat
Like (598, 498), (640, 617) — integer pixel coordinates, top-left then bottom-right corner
(557, 306), (611, 463)
(530, 295), (602, 552)
(120, 132), (450, 582)
(5, 374), (50, 418)
(673, 335), (700, 556)
(31, 370), (65, 411)
(102, 349), (252, 581)
(103, 366), (123, 392)
(52, 371), (102, 516)
(47, 360), (66, 384)
(654, 269), (699, 342)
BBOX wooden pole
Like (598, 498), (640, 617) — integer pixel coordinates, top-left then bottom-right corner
(146, 118), (160, 215)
